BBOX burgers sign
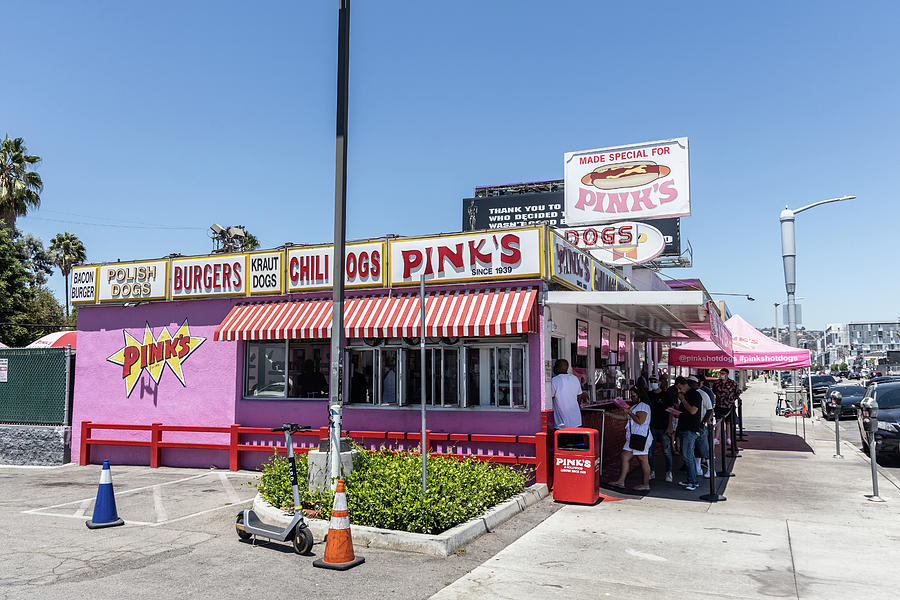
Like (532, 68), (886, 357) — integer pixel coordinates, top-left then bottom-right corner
(564, 138), (690, 226)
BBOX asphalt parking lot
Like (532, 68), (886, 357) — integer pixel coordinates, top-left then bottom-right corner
(0, 462), (557, 600)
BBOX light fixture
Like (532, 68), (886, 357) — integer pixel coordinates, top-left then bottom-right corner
(210, 223), (225, 234)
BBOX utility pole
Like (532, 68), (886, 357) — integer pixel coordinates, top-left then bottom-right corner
(328, 0), (351, 488)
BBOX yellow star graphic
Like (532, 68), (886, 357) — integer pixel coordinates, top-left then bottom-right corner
(106, 320), (206, 397)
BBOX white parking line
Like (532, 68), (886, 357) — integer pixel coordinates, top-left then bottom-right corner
(218, 472), (242, 504)
(153, 485), (168, 523)
(22, 471), (257, 527)
(73, 498), (92, 518)
(22, 472), (211, 513)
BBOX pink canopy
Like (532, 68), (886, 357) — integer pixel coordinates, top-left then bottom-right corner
(669, 315), (810, 370)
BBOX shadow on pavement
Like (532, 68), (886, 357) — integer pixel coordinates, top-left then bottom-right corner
(737, 431), (813, 453)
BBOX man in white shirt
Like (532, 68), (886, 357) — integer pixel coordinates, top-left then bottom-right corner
(551, 359), (586, 429)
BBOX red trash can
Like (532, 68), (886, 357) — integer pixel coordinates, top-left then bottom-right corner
(552, 428), (600, 505)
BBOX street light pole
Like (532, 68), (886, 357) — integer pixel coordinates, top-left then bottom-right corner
(774, 302), (781, 387)
(328, 0), (351, 488)
(780, 196), (855, 347)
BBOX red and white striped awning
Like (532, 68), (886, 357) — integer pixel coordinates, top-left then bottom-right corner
(214, 287), (538, 341)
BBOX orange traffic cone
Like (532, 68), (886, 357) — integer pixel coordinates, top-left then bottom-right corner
(313, 479), (364, 570)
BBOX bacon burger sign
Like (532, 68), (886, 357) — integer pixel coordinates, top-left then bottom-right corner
(564, 138), (690, 226)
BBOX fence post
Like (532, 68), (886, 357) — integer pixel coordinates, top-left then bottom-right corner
(319, 426), (328, 444)
(79, 420), (91, 466)
(535, 431), (548, 485)
(150, 422), (162, 468)
(425, 429), (431, 454)
(229, 424), (241, 471)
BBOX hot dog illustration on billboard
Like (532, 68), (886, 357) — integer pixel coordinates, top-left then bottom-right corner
(564, 138), (690, 226)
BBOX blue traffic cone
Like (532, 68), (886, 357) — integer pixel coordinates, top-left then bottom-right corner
(86, 460), (125, 529)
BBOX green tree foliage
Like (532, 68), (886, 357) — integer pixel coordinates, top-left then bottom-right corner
(0, 136), (43, 231)
(839, 362), (849, 371)
(0, 228), (66, 346)
(49, 232), (87, 317)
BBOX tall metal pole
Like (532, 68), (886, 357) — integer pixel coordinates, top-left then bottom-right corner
(780, 196), (855, 349)
(328, 0), (351, 488)
(420, 275), (427, 491)
(779, 208), (798, 348)
(774, 302), (781, 388)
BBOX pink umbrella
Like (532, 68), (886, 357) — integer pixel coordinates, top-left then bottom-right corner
(0, 341), (8, 349)
(27, 331), (77, 349)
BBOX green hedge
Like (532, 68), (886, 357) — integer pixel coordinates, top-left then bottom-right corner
(253, 448), (530, 534)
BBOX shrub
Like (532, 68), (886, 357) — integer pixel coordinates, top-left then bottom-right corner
(254, 448), (530, 534)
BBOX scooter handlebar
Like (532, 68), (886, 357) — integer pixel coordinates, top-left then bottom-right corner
(270, 423), (311, 433)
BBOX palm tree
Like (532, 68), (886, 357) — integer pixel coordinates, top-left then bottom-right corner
(49, 232), (86, 318)
(0, 136), (43, 230)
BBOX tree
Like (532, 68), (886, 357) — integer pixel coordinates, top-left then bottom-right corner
(0, 136), (43, 230)
(839, 362), (849, 371)
(48, 232), (87, 317)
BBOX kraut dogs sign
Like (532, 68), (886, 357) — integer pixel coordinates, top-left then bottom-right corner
(564, 138), (690, 225)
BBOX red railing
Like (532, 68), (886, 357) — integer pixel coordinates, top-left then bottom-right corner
(80, 410), (556, 484)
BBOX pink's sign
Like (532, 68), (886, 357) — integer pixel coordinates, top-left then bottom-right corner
(564, 138), (690, 226)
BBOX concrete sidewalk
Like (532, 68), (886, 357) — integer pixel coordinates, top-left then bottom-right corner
(432, 380), (900, 599)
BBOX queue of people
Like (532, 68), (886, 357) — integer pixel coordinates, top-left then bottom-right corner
(608, 371), (740, 493)
(549, 359), (741, 494)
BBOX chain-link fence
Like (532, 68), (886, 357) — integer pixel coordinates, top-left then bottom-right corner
(0, 348), (72, 425)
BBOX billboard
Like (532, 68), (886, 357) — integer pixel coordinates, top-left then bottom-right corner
(564, 138), (690, 225)
(462, 192), (680, 256)
(574, 221), (667, 266)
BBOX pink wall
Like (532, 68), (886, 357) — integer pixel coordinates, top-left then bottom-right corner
(72, 283), (547, 468)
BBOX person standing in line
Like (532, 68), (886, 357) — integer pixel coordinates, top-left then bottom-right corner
(674, 376), (702, 491)
(609, 387), (653, 491)
(712, 368), (740, 446)
(691, 375), (714, 478)
(551, 359), (586, 429)
(646, 376), (674, 483)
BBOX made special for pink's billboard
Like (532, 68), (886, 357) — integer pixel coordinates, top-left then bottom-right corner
(564, 138), (690, 226)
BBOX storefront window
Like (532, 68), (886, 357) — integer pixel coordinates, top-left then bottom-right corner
(288, 341), (329, 398)
(243, 338), (525, 409)
(245, 342), (287, 398)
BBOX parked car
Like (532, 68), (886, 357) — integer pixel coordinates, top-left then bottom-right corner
(839, 370), (850, 378)
(848, 372), (861, 380)
(856, 381), (900, 457)
(803, 375), (837, 401)
(781, 374), (793, 388)
(820, 384), (865, 420)
(864, 375), (900, 388)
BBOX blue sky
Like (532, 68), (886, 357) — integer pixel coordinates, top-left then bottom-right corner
(5, 1), (898, 330)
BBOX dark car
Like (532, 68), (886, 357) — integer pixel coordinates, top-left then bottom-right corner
(820, 384), (865, 420)
(781, 374), (793, 388)
(839, 370), (850, 378)
(856, 381), (900, 457)
(864, 375), (900, 388)
(803, 375), (837, 400)
(848, 372), (861, 380)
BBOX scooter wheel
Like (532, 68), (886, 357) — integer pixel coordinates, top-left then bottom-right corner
(235, 512), (252, 540)
(292, 525), (314, 555)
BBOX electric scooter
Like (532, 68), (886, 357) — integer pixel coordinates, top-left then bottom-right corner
(236, 423), (314, 555)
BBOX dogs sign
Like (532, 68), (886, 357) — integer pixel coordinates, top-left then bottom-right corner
(564, 138), (690, 226)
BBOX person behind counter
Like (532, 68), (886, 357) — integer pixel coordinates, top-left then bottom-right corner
(551, 359), (586, 429)
(609, 387), (652, 492)
(646, 376), (674, 483)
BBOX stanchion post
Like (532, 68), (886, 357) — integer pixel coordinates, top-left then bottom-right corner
(717, 411), (734, 478)
(700, 416), (725, 502)
(867, 430), (884, 502)
(727, 412), (738, 457)
(737, 397), (746, 441)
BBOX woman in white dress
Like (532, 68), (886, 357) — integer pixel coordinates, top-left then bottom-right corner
(610, 387), (653, 491)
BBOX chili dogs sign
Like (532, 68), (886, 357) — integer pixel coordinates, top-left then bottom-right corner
(106, 320), (206, 397)
(287, 242), (384, 291)
(564, 138), (690, 226)
(388, 228), (542, 285)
